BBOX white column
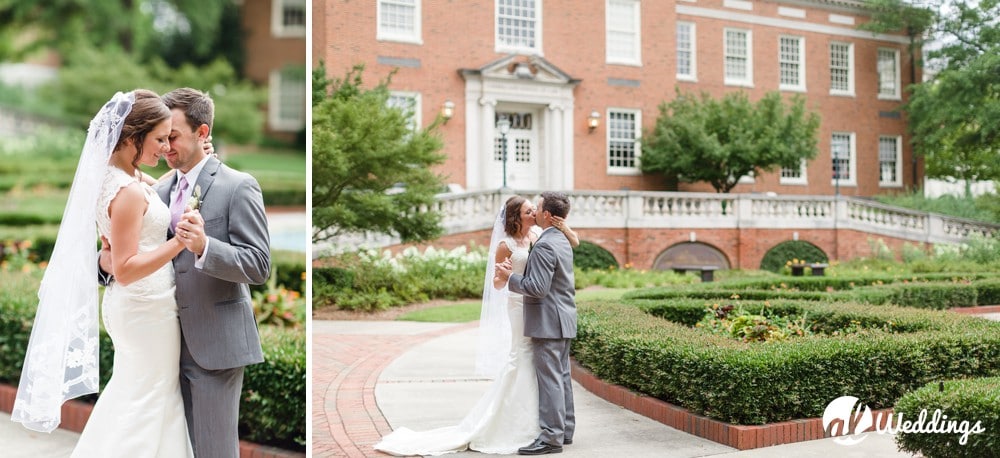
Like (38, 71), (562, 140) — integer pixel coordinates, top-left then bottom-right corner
(546, 104), (562, 190)
(479, 97), (497, 190)
(561, 104), (575, 190)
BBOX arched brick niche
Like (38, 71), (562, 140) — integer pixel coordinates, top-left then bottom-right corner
(653, 242), (731, 270)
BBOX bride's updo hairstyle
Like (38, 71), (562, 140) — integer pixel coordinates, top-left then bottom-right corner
(503, 195), (527, 237)
(114, 89), (171, 169)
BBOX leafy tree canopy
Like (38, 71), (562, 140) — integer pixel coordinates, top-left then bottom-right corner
(312, 62), (446, 244)
(641, 90), (820, 193)
(0, 0), (242, 72)
(862, 1), (1000, 194)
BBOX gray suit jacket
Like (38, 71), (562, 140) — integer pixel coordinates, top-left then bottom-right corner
(156, 156), (269, 370)
(508, 227), (577, 339)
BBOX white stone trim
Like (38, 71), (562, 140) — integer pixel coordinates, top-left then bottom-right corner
(676, 5), (909, 44)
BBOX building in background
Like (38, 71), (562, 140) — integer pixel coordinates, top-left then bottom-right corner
(314, 0), (920, 196)
(243, 0), (307, 142)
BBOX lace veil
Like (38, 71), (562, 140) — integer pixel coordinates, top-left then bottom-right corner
(474, 207), (512, 377)
(12, 91), (135, 432)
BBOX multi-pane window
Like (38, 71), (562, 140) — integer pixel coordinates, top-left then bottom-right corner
(830, 42), (854, 95)
(878, 48), (900, 99)
(606, 0), (641, 65)
(879, 136), (902, 186)
(780, 159), (808, 185)
(272, 0), (306, 37)
(779, 36), (805, 91)
(388, 92), (421, 131)
(268, 67), (306, 131)
(831, 132), (855, 185)
(496, 0), (540, 53)
(378, 0), (421, 43)
(607, 109), (641, 173)
(676, 22), (696, 80)
(724, 28), (752, 86)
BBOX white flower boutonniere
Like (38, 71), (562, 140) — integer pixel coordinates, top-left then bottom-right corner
(187, 184), (202, 210)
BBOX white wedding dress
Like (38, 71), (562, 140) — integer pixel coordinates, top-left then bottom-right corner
(71, 166), (193, 457)
(374, 236), (541, 455)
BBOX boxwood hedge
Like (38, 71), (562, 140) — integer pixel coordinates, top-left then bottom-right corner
(894, 377), (1000, 458)
(572, 298), (1000, 425)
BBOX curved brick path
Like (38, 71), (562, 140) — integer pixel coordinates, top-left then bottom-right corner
(311, 321), (478, 457)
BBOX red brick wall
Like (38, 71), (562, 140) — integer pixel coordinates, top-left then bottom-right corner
(318, 227), (928, 271)
(315, 0), (917, 195)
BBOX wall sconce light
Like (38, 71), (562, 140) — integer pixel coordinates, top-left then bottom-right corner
(441, 100), (455, 123)
(587, 110), (601, 132)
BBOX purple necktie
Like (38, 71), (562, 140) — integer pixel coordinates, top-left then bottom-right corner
(170, 176), (189, 232)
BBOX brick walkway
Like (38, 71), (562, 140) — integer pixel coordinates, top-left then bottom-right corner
(311, 321), (478, 458)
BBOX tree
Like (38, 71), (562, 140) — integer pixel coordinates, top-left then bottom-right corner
(641, 90), (820, 193)
(862, 1), (1000, 196)
(0, 0), (232, 68)
(907, 52), (1000, 196)
(312, 62), (446, 244)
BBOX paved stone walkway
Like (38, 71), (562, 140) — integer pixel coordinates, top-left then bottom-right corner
(312, 321), (478, 457)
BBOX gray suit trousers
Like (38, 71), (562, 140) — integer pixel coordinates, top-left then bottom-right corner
(180, 331), (244, 458)
(532, 337), (576, 445)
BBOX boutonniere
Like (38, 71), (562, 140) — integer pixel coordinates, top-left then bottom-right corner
(529, 241), (534, 253)
(187, 184), (202, 210)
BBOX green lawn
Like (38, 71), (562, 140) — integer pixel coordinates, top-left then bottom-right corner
(396, 288), (628, 323)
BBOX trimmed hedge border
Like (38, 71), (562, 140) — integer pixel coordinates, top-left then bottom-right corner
(894, 377), (1000, 458)
(573, 298), (1000, 425)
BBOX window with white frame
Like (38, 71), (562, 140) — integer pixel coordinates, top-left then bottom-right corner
(496, 0), (541, 54)
(831, 132), (856, 186)
(829, 42), (854, 95)
(780, 159), (808, 185)
(272, 0), (306, 38)
(378, 0), (421, 44)
(879, 135), (902, 186)
(268, 67), (306, 132)
(606, 0), (641, 65)
(607, 109), (641, 174)
(877, 48), (900, 99)
(676, 22), (696, 80)
(387, 91), (421, 131)
(724, 28), (752, 86)
(779, 35), (805, 91)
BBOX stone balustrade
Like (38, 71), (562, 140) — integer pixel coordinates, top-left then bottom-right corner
(315, 189), (1000, 256)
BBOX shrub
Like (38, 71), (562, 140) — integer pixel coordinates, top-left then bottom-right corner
(573, 298), (1000, 425)
(573, 241), (619, 270)
(759, 241), (828, 272)
(894, 377), (1000, 458)
(313, 246), (486, 311)
(240, 326), (306, 450)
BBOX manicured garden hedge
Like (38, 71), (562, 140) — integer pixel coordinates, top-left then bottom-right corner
(0, 270), (305, 451)
(572, 298), (1000, 425)
(625, 273), (1000, 310)
(895, 377), (1000, 458)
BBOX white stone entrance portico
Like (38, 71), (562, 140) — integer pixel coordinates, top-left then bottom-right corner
(460, 55), (578, 191)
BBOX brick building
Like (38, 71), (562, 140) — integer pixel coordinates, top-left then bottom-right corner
(314, 0), (919, 196)
(244, 0), (307, 141)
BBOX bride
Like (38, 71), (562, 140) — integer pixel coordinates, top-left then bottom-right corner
(12, 90), (196, 457)
(375, 195), (578, 456)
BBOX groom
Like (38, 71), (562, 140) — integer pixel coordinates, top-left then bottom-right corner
(102, 87), (270, 458)
(496, 191), (577, 455)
